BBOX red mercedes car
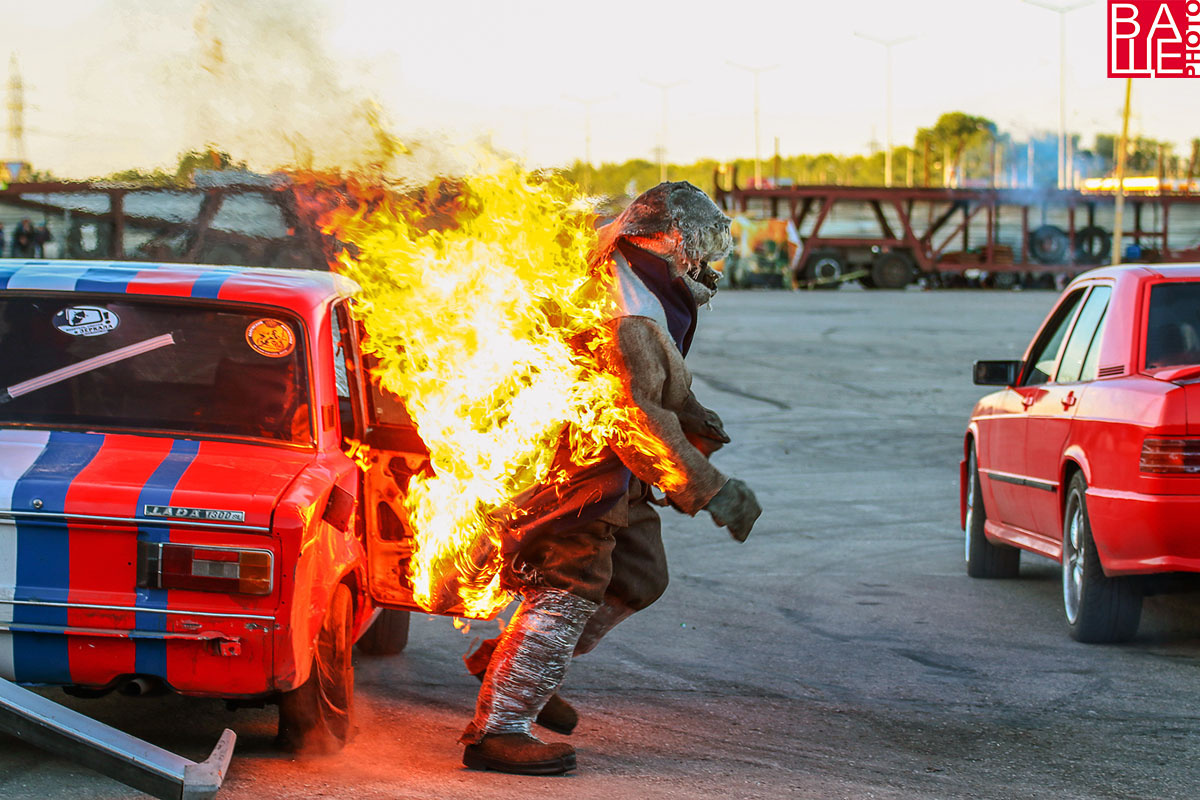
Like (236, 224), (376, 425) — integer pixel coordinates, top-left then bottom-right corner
(963, 264), (1200, 643)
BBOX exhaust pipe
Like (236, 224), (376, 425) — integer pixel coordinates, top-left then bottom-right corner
(0, 676), (235, 800)
(119, 677), (159, 697)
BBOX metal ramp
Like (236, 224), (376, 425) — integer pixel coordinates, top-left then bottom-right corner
(0, 676), (235, 800)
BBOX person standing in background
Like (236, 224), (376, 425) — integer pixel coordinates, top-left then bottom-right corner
(34, 223), (51, 258)
(11, 219), (35, 257)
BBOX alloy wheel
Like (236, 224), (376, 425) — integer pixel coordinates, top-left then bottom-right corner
(1063, 500), (1084, 625)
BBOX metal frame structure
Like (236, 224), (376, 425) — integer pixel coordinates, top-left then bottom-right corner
(714, 169), (1200, 287)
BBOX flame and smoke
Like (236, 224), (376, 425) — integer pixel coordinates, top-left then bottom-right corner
(320, 154), (683, 618)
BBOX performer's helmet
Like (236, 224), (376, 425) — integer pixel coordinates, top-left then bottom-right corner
(596, 182), (733, 290)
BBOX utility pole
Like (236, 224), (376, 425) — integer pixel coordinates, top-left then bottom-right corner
(642, 78), (684, 184)
(1112, 78), (1132, 265)
(1023, 0), (1092, 190)
(565, 95), (610, 194)
(855, 32), (916, 187)
(7, 53), (26, 163)
(727, 61), (777, 187)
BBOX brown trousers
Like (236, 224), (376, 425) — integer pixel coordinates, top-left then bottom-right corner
(511, 477), (668, 608)
(464, 478), (669, 674)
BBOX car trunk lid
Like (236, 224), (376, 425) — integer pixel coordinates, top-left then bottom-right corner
(0, 429), (313, 683)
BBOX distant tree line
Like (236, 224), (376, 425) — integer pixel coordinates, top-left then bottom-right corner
(52, 116), (1196, 199)
(563, 112), (1199, 199)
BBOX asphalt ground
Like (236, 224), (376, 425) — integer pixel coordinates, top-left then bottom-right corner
(4, 286), (1200, 800)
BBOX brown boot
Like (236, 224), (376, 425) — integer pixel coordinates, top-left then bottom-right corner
(536, 693), (578, 736)
(462, 732), (576, 775)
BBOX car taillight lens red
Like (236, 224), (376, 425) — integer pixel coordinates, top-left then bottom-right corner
(1140, 438), (1200, 474)
(137, 543), (273, 595)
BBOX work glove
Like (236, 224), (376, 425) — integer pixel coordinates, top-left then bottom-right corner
(704, 478), (761, 542)
(678, 406), (731, 456)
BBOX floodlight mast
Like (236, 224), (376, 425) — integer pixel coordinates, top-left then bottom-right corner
(643, 78), (685, 183)
(1023, 0), (1093, 190)
(854, 32), (917, 188)
(727, 61), (778, 187)
(565, 95), (612, 193)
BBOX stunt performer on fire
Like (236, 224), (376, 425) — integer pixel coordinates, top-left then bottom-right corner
(459, 181), (762, 775)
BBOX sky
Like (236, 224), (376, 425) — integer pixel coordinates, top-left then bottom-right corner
(4, 0), (1199, 178)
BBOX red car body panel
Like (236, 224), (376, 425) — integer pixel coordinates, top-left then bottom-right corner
(0, 260), (405, 698)
(964, 263), (1200, 577)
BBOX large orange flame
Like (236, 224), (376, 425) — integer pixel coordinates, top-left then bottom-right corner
(319, 156), (684, 618)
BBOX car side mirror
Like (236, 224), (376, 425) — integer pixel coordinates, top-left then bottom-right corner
(973, 360), (1022, 386)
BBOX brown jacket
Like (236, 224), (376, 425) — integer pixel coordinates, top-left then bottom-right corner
(601, 315), (728, 517)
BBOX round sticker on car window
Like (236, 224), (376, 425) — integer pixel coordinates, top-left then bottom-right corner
(246, 318), (296, 358)
(54, 306), (119, 336)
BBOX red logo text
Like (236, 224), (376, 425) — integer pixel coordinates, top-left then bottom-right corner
(1108, 1), (1200, 77)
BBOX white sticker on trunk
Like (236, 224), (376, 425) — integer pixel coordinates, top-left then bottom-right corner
(53, 306), (119, 337)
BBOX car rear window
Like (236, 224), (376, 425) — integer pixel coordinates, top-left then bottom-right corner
(1145, 282), (1200, 369)
(0, 295), (312, 443)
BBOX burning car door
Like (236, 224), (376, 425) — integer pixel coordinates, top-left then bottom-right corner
(334, 310), (429, 613)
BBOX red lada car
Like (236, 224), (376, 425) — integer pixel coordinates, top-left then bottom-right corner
(964, 264), (1200, 643)
(0, 260), (438, 753)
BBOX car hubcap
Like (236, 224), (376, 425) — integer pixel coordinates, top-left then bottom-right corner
(813, 259), (840, 281)
(1063, 501), (1084, 624)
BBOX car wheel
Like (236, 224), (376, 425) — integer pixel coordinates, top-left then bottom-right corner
(870, 252), (914, 289)
(1029, 225), (1069, 265)
(800, 249), (845, 289)
(355, 608), (411, 656)
(1073, 226), (1112, 266)
(965, 446), (1021, 578)
(1062, 473), (1142, 643)
(277, 583), (355, 753)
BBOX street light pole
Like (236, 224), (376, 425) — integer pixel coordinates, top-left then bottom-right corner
(1112, 78), (1133, 265)
(643, 79), (685, 183)
(1023, 0), (1092, 190)
(565, 95), (611, 193)
(728, 61), (777, 187)
(855, 32), (916, 188)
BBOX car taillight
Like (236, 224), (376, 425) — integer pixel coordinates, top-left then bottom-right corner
(137, 542), (273, 595)
(1140, 438), (1200, 474)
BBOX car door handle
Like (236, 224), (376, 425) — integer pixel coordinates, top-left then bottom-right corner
(1021, 394), (1037, 409)
(1061, 391), (1077, 410)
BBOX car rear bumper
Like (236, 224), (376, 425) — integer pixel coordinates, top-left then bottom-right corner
(1087, 487), (1200, 574)
(0, 601), (275, 697)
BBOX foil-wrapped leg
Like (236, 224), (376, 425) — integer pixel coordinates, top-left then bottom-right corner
(573, 597), (635, 656)
(461, 587), (598, 745)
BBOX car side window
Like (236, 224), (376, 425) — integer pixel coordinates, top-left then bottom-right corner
(1022, 289), (1086, 386)
(330, 309), (349, 399)
(1056, 286), (1112, 384)
(332, 301), (365, 443)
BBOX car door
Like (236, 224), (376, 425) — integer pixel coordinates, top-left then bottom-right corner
(333, 310), (432, 613)
(1024, 284), (1112, 537)
(983, 288), (1086, 532)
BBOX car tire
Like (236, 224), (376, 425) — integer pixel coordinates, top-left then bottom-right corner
(965, 446), (1021, 579)
(1073, 226), (1112, 266)
(1062, 473), (1142, 643)
(277, 583), (355, 753)
(1029, 225), (1069, 265)
(355, 608), (411, 656)
(870, 251), (914, 289)
(799, 249), (845, 289)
